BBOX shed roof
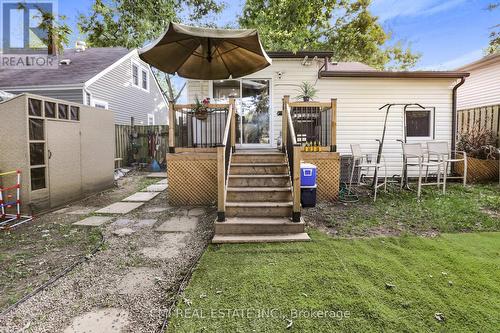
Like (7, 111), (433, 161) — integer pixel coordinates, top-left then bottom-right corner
(0, 47), (132, 88)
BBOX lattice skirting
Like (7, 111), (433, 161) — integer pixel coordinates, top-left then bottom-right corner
(455, 155), (499, 183)
(167, 153), (217, 206)
(302, 152), (340, 201)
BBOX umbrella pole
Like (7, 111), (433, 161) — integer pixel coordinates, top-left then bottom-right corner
(372, 104), (392, 187)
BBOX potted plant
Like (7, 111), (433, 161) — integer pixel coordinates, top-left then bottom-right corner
(296, 81), (317, 102)
(192, 96), (210, 120)
(456, 124), (499, 182)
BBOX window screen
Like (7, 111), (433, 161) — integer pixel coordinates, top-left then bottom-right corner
(30, 167), (46, 190)
(58, 104), (68, 119)
(28, 98), (42, 116)
(406, 110), (431, 137)
(29, 118), (44, 140)
(30, 143), (45, 165)
(142, 69), (148, 90)
(45, 101), (56, 118)
(133, 64), (139, 86)
(70, 106), (80, 120)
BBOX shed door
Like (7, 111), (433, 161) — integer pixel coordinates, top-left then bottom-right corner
(47, 120), (82, 207)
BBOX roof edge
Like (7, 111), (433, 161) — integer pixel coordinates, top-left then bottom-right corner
(456, 53), (500, 71)
(319, 70), (470, 79)
(267, 51), (333, 59)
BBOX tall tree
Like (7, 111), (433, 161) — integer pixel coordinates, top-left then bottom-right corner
(239, 0), (420, 70)
(486, 2), (499, 54)
(78, 0), (224, 49)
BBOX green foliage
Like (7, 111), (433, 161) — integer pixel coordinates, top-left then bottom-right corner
(78, 0), (224, 49)
(486, 2), (500, 54)
(295, 81), (318, 101)
(239, 0), (420, 70)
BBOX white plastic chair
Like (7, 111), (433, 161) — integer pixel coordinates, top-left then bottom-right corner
(426, 141), (467, 193)
(349, 144), (387, 201)
(400, 142), (444, 198)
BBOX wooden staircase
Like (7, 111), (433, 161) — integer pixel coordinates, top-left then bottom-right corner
(212, 149), (310, 243)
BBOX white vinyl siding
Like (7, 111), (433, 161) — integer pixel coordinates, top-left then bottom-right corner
(186, 58), (456, 176)
(457, 59), (500, 110)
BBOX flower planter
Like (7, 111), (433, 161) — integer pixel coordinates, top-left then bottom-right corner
(455, 154), (499, 183)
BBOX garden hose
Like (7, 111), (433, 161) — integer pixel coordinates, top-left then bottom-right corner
(339, 182), (359, 203)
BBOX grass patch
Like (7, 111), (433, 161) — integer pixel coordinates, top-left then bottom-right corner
(306, 184), (500, 236)
(168, 231), (500, 332)
(139, 177), (160, 190)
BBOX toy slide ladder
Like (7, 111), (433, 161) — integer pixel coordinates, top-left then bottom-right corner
(0, 170), (33, 230)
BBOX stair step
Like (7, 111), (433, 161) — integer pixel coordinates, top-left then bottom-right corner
(231, 163), (288, 167)
(232, 153), (286, 163)
(215, 217), (304, 234)
(227, 187), (292, 192)
(227, 188), (292, 202)
(226, 202), (293, 217)
(226, 201), (293, 207)
(228, 174), (291, 187)
(230, 163), (288, 175)
(212, 233), (311, 243)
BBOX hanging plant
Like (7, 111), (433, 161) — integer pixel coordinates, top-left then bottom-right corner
(192, 96), (210, 120)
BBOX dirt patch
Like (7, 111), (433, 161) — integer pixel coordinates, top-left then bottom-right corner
(63, 308), (130, 333)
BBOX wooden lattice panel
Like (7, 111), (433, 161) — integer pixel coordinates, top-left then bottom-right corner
(167, 153), (217, 206)
(302, 152), (340, 201)
(455, 155), (499, 183)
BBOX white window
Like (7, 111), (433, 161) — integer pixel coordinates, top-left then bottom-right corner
(147, 114), (155, 125)
(92, 98), (108, 109)
(405, 109), (434, 138)
(132, 61), (149, 92)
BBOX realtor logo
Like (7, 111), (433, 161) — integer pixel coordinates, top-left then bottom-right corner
(0, 0), (58, 69)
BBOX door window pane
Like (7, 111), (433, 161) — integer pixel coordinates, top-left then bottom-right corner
(241, 79), (270, 144)
(70, 106), (80, 120)
(406, 110), (431, 137)
(29, 118), (44, 140)
(30, 167), (46, 190)
(28, 98), (42, 116)
(58, 104), (68, 119)
(30, 143), (45, 165)
(45, 101), (56, 118)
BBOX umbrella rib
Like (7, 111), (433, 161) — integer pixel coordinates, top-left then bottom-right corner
(215, 46), (231, 78)
(172, 42), (202, 74)
(224, 40), (265, 58)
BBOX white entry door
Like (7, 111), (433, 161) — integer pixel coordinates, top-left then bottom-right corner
(212, 79), (272, 148)
(47, 120), (82, 207)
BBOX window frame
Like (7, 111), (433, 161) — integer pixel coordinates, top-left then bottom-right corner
(92, 98), (109, 109)
(404, 108), (435, 140)
(131, 60), (150, 92)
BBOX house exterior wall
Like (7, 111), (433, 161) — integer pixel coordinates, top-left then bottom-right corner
(457, 59), (500, 110)
(3, 88), (84, 104)
(186, 58), (457, 176)
(87, 51), (168, 125)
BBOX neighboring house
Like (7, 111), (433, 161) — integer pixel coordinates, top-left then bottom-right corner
(186, 51), (469, 176)
(0, 47), (168, 125)
(457, 53), (500, 110)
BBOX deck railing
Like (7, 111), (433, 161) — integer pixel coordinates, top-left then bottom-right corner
(168, 102), (234, 152)
(284, 95), (337, 152)
(282, 98), (302, 222)
(217, 100), (236, 221)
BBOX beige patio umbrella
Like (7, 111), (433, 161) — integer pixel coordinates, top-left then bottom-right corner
(138, 22), (272, 80)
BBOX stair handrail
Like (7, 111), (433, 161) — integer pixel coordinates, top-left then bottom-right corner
(217, 99), (236, 222)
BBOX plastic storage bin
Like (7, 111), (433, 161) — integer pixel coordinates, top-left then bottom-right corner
(300, 163), (317, 186)
(301, 185), (317, 207)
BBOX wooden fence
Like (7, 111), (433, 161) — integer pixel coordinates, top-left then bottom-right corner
(458, 104), (500, 146)
(115, 125), (168, 168)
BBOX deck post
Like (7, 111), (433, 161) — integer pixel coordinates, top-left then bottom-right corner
(217, 145), (225, 221)
(292, 145), (301, 222)
(230, 98), (236, 151)
(330, 99), (337, 152)
(168, 102), (175, 153)
(282, 96), (290, 153)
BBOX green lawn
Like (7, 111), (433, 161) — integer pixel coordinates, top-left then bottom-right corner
(307, 184), (500, 236)
(168, 231), (500, 332)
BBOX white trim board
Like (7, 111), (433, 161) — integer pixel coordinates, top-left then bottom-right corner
(84, 49), (137, 87)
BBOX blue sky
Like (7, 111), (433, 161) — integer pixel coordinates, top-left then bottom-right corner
(59, 0), (498, 70)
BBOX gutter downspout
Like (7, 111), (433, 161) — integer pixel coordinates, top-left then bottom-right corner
(451, 77), (466, 154)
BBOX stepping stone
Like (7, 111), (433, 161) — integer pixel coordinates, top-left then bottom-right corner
(95, 202), (144, 214)
(135, 219), (157, 228)
(146, 172), (167, 178)
(111, 218), (135, 227)
(141, 233), (187, 260)
(112, 228), (135, 237)
(73, 216), (112, 227)
(188, 207), (205, 217)
(53, 207), (71, 214)
(145, 207), (169, 213)
(63, 308), (129, 333)
(156, 216), (198, 232)
(116, 267), (157, 296)
(122, 191), (159, 202)
(143, 184), (168, 192)
(156, 179), (168, 184)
